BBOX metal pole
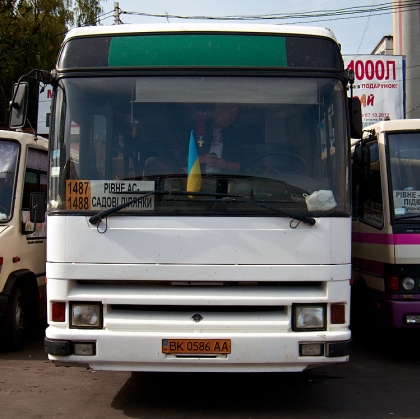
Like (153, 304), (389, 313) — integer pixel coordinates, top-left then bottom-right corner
(114, 2), (121, 25)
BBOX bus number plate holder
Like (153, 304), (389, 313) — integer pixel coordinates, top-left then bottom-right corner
(162, 339), (231, 355)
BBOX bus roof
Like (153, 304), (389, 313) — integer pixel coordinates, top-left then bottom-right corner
(364, 119), (420, 134)
(59, 23), (343, 71)
(64, 23), (338, 43)
(0, 130), (48, 150)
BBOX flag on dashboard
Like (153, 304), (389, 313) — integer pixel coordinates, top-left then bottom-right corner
(187, 130), (202, 196)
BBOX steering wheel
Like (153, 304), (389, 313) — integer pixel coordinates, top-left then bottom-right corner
(246, 151), (307, 175)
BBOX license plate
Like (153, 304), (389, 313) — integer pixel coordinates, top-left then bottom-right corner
(162, 339), (231, 354)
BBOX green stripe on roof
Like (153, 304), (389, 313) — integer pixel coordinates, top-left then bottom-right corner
(108, 34), (287, 67)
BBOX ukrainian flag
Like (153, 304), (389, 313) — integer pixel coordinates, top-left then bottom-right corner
(187, 130), (202, 196)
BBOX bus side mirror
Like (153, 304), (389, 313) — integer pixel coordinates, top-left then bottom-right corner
(9, 82), (29, 129)
(353, 146), (370, 183)
(348, 97), (363, 139)
(30, 192), (46, 224)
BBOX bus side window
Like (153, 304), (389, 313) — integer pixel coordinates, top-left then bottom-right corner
(21, 148), (48, 234)
(22, 149), (48, 209)
(358, 142), (383, 227)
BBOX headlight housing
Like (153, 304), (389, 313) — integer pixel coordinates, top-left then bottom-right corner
(402, 277), (415, 291)
(70, 302), (103, 329)
(293, 304), (326, 331)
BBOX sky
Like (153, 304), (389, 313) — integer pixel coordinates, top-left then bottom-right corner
(97, 0), (394, 55)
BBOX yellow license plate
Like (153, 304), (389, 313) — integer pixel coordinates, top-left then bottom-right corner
(66, 180), (91, 210)
(162, 339), (231, 354)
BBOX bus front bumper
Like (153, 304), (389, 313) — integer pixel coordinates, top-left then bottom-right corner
(44, 331), (351, 372)
(382, 299), (420, 328)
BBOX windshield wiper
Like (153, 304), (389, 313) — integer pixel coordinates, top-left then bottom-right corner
(221, 197), (316, 226)
(88, 189), (241, 225)
(88, 189), (315, 226)
(395, 214), (420, 220)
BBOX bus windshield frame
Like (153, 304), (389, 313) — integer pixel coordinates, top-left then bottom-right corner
(0, 140), (19, 222)
(49, 74), (350, 217)
(387, 131), (420, 222)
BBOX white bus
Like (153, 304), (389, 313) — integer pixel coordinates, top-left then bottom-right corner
(0, 129), (48, 350)
(42, 24), (360, 372)
(352, 119), (420, 330)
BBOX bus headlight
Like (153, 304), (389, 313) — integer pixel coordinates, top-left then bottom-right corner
(402, 277), (415, 291)
(70, 303), (102, 329)
(293, 304), (326, 331)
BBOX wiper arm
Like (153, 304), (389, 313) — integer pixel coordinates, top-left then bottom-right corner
(88, 185), (315, 226)
(221, 197), (316, 226)
(88, 189), (241, 225)
(395, 214), (420, 220)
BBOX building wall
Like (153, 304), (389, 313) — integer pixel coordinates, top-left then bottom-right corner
(393, 0), (420, 118)
(372, 36), (393, 55)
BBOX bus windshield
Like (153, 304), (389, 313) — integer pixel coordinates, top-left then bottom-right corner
(389, 132), (420, 219)
(50, 75), (350, 216)
(0, 140), (18, 221)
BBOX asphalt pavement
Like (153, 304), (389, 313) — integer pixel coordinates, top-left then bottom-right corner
(1, 329), (420, 419)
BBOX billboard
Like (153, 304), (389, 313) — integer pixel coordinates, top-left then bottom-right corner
(37, 85), (53, 135)
(344, 55), (405, 128)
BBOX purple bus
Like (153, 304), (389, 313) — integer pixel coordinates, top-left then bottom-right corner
(351, 119), (420, 330)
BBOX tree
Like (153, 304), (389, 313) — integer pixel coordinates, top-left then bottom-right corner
(0, 0), (104, 127)
(73, 0), (103, 27)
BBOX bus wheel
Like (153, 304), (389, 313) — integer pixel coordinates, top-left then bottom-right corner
(0, 288), (26, 351)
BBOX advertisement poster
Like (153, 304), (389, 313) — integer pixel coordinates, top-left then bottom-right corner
(37, 85), (53, 135)
(344, 55), (405, 129)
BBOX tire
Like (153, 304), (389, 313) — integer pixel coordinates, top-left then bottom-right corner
(0, 288), (26, 351)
